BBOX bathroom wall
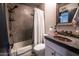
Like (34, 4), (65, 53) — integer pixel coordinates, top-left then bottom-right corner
(44, 3), (78, 34)
(45, 3), (56, 33)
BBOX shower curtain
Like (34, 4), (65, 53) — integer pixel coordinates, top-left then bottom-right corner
(34, 8), (45, 45)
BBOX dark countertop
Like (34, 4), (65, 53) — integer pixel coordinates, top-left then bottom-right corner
(44, 34), (79, 55)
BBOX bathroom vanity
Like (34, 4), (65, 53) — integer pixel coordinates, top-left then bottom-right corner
(44, 3), (79, 56)
(45, 34), (79, 56)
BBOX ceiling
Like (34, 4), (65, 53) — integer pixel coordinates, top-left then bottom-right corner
(57, 3), (69, 7)
(19, 3), (44, 7)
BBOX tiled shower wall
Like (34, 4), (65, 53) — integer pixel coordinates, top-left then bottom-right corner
(8, 4), (34, 45)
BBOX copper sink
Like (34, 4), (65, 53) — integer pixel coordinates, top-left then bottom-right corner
(54, 36), (72, 42)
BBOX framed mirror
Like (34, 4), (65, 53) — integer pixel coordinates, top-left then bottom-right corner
(57, 3), (78, 26)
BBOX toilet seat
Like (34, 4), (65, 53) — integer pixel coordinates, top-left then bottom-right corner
(34, 43), (45, 51)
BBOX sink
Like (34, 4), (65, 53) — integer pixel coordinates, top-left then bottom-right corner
(54, 36), (72, 42)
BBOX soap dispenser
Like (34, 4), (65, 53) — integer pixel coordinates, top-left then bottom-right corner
(48, 26), (54, 36)
(48, 26), (57, 36)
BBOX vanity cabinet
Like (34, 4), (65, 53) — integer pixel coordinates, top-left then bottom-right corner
(45, 38), (78, 56)
(45, 39), (63, 56)
(45, 44), (62, 56)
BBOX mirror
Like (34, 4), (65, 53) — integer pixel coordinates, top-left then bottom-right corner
(57, 3), (78, 26)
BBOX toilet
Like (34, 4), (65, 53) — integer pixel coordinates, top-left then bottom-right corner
(34, 43), (45, 56)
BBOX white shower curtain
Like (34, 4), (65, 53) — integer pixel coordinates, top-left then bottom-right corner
(34, 8), (45, 45)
